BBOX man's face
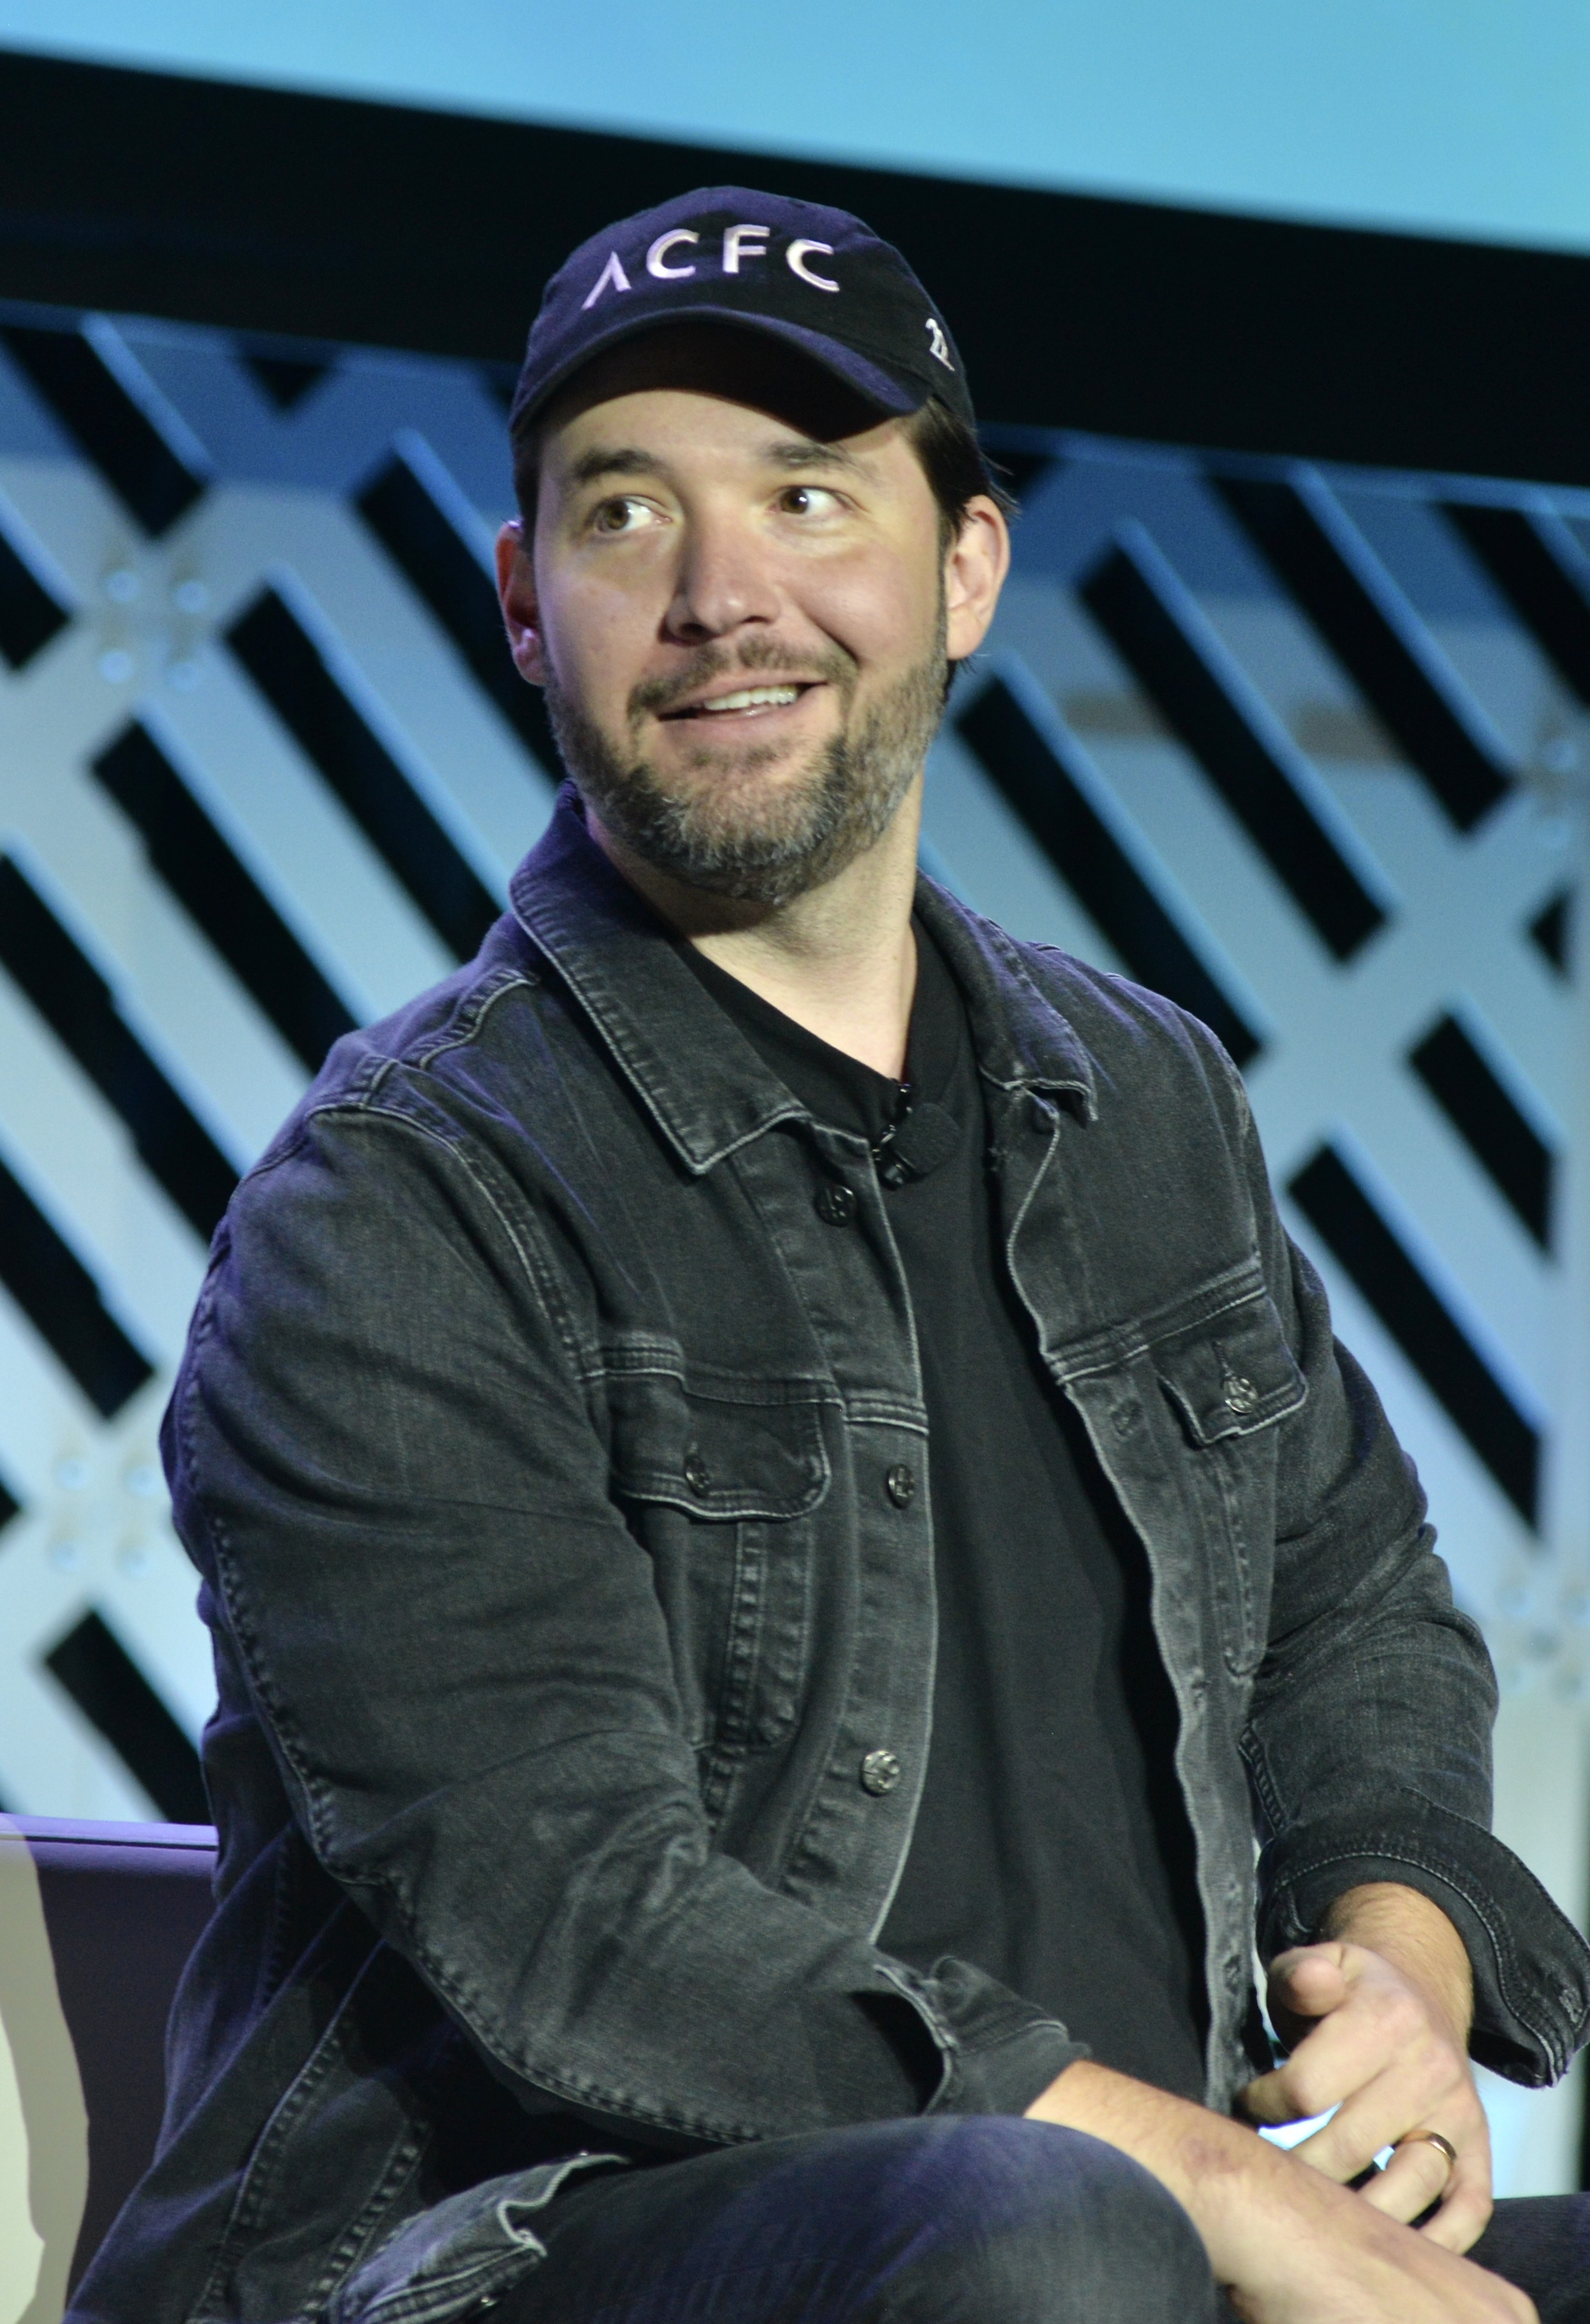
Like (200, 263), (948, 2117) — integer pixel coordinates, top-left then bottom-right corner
(496, 332), (1006, 906)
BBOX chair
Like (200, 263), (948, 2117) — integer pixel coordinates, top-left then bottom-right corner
(0, 1816), (216, 2323)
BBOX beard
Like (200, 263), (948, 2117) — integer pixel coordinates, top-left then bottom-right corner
(543, 615), (948, 909)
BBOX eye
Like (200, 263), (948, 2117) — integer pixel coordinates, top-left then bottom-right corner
(590, 496), (662, 535)
(776, 484), (843, 517)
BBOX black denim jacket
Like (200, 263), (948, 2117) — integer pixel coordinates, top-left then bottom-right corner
(76, 793), (1590, 2324)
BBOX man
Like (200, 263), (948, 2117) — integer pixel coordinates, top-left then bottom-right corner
(75, 189), (1590, 2324)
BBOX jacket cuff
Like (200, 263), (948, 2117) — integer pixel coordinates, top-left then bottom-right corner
(889, 1955), (1088, 2116)
(1258, 1793), (1590, 2088)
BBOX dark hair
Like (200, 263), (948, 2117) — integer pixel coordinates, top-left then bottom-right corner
(510, 390), (1017, 546)
(905, 395), (1018, 550)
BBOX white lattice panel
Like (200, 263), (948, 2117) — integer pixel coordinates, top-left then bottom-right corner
(0, 311), (1583, 2188)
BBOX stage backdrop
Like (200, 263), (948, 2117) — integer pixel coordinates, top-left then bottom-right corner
(0, 305), (1584, 2191)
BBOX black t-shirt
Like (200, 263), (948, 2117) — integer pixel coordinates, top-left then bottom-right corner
(682, 923), (1208, 2101)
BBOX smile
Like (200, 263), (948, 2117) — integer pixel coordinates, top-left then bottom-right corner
(661, 684), (816, 721)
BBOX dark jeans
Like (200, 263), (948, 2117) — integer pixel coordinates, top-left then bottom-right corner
(499, 2119), (1590, 2324)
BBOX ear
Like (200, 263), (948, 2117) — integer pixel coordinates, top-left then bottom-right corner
(943, 496), (1011, 665)
(495, 520), (548, 686)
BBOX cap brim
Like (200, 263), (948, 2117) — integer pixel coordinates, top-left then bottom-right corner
(510, 306), (925, 435)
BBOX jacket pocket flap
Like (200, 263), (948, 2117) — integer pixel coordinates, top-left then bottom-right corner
(1154, 1295), (1307, 1446)
(608, 1371), (832, 1519)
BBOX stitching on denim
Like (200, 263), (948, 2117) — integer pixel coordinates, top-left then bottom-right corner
(1271, 1841), (1561, 2076)
(300, 2128), (427, 2314)
(1239, 1729), (1287, 1844)
(403, 965), (540, 1073)
(254, 1829), (303, 2018)
(348, 2242), (548, 2324)
(585, 1343), (840, 1408)
(332, 1105), (591, 1390)
(339, 2165), (632, 2324)
(1046, 1263), (1272, 1383)
(710, 1518), (807, 1761)
(185, 1964), (379, 2322)
(177, 1294), (325, 1862)
(513, 926), (807, 1176)
(302, 2128), (429, 2315)
(931, 906), (1096, 1107)
(183, 1566), (834, 2151)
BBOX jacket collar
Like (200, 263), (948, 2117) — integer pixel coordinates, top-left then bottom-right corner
(509, 786), (1097, 1175)
(911, 879), (1098, 1119)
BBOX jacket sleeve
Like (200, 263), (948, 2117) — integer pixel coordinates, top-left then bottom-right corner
(1235, 1084), (1590, 2087)
(170, 1095), (1080, 2152)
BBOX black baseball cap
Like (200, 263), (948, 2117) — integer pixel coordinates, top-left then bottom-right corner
(509, 186), (976, 438)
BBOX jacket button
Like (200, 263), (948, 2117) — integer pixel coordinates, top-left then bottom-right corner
(1223, 1374), (1260, 1415)
(860, 1747), (901, 1795)
(885, 1463), (916, 1508)
(814, 1182), (857, 1226)
(682, 1450), (712, 1495)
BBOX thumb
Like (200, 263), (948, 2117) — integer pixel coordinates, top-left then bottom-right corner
(1268, 1945), (1351, 2020)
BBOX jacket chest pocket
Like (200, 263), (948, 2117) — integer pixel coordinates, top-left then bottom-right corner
(1151, 1293), (1307, 1678)
(605, 1366), (832, 1764)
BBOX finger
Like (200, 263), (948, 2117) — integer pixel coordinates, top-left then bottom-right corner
(1287, 2066), (1455, 2182)
(1238, 2066), (1309, 2126)
(1360, 2142), (1494, 2257)
(1356, 2138), (1460, 2225)
(1418, 2168), (1494, 2257)
(1239, 2008), (1392, 2131)
(1266, 1948), (1350, 2021)
(1290, 2105), (1392, 2185)
(1294, 2073), (1487, 2191)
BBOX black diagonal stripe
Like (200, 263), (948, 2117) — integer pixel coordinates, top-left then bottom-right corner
(91, 722), (358, 1074)
(1408, 1014), (1554, 1250)
(0, 858), (237, 1238)
(242, 351), (332, 411)
(227, 587), (499, 961)
(1289, 1142), (1539, 1523)
(1444, 501), (1590, 707)
(956, 675), (1261, 1066)
(1080, 530), (1385, 959)
(355, 449), (560, 774)
(1216, 473), (1511, 832)
(0, 515), (68, 669)
(1, 324), (206, 538)
(43, 1610), (207, 1823)
(1529, 889), (1572, 979)
(0, 1150), (152, 1417)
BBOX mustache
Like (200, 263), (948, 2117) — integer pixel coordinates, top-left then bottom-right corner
(628, 637), (857, 721)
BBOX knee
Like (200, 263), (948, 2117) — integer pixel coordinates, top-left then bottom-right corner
(855, 2115), (1216, 2323)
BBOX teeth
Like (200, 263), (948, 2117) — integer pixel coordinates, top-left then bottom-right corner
(698, 686), (800, 713)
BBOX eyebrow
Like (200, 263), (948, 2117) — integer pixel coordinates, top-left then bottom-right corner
(563, 436), (875, 492)
(566, 446), (665, 490)
(762, 438), (871, 476)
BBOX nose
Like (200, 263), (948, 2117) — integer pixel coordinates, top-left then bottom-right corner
(663, 503), (780, 643)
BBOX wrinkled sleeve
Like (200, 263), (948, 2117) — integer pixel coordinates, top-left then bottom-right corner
(1234, 1087), (1590, 2087)
(171, 1098), (1080, 2151)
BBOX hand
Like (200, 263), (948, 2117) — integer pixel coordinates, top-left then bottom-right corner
(1223, 2191), (1537, 2324)
(1240, 1883), (1492, 2251)
(1224, 2193), (1536, 2324)
(1028, 2060), (1533, 2324)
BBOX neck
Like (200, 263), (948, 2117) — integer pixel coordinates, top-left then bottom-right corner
(587, 781), (925, 1078)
